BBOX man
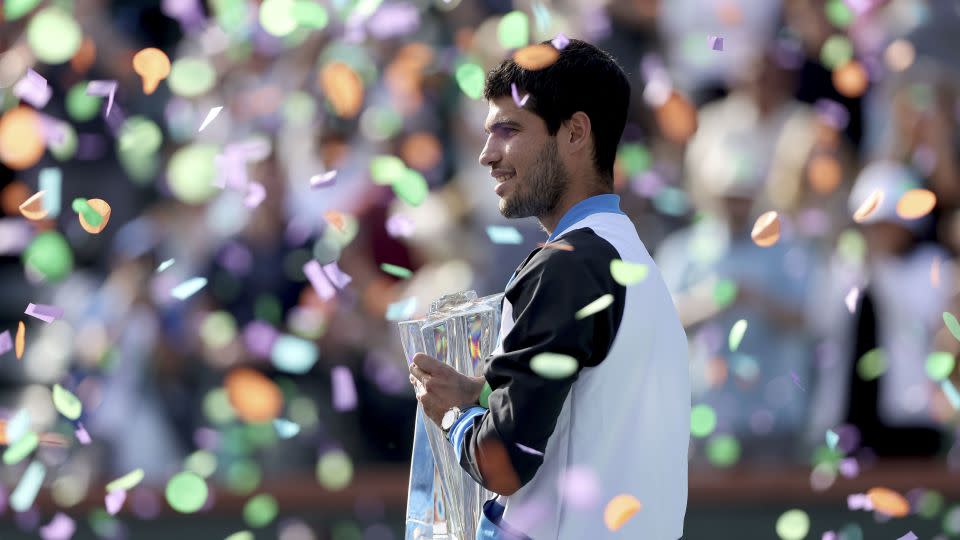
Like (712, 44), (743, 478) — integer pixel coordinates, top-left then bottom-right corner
(408, 39), (690, 539)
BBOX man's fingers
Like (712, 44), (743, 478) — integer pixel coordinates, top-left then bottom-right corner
(412, 352), (441, 374)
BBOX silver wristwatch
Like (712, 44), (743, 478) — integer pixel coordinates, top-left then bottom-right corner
(441, 406), (463, 437)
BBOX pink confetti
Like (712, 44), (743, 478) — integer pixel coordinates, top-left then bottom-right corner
(551, 33), (570, 50)
(839, 457), (859, 478)
(198, 106), (223, 132)
(822, 533), (838, 540)
(75, 423), (91, 445)
(244, 181), (266, 209)
(847, 493), (873, 511)
(24, 303), (64, 324)
(105, 489), (126, 515)
(39, 512), (75, 540)
(559, 466), (600, 509)
(310, 170), (337, 188)
(304, 260), (337, 301)
(243, 321), (279, 358)
(511, 83), (529, 108)
(897, 533), (918, 540)
(0, 330), (11, 356)
(38, 114), (68, 146)
(708, 35), (724, 51)
(386, 214), (415, 238)
(86, 80), (118, 118)
(322, 261), (353, 289)
(845, 287), (860, 313)
(331, 366), (358, 411)
(515, 442), (544, 456)
(13, 69), (52, 109)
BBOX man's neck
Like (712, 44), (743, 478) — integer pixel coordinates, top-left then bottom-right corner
(538, 184), (612, 237)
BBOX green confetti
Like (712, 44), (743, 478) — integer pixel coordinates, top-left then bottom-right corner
(293, 0), (329, 28)
(455, 63), (485, 100)
(2, 432), (38, 465)
(23, 231), (73, 283)
(52, 383), (82, 420)
(9, 461), (45, 512)
(168, 58), (218, 98)
(575, 294), (613, 319)
(185, 451), (218, 478)
(825, 0), (854, 28)
(705, 434), (740, 468)
(66, 82), (103, 122)
(380, 263), (413, 279)
(478, 382), (492, 408)
(713, 279), (738, 309)
(497, 11), (529, 50)
(225, 531), (254, 540)
(926, 352), (955, 381)
(165, 471), (208, 513)
(690, 404), (716, 438)
(26, 7), (82, 64)
(610, 259), (649, 286)
(530, 352), (578, 379)
(316, 449), (353, 490)
(856, 348), (886, 380)
(728, 319), (748, 352)
(776, 509), (810, 540)
(392, 168), (428, 207)
(820, 35), (853, 70)
(259, 0), (298, 37)
(226, 459), (262, 495)
(243, 493), (279, 528)
(72, 198), (103, 227)
(617, 144), (652, 176)
(943, 312), (960, 343)
(486, 225), (524, 245)
(107, 468), (145, 493)
(4, 0), (42, 21)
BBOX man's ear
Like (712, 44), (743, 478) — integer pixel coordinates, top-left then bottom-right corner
(560, 111), (592, 154)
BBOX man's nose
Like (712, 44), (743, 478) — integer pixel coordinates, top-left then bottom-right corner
(479, 140), (501, 168)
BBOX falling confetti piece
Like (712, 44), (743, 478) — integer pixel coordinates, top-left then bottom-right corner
(826, 429), (839, 450)
(10, 460), (45, 512)
(331, 366), (357, 411)
(52, 383), (82, 420)
(537, 242), (574, 251)
(897, 532), (918, 540)
(19, 191), (49, 220)
(728, 319), (748, 351)
(610, 259), (649, 286)
(515, 442), (544, 456)
(171, 277), (208, 300)
(926, 352), (955, 381)
(791, 371), (805, 391)
(486, 225), (524, 245)
(708, 35), (724, 51)
(132, 48), (171, 95)
(243, 493), (279, 528)
(319, 62), (364, 118)
(853, 190), (883, 223)
(24, 303), (63, 323)
(4, 409), (29, 444)
(931, 256), (941, 287)
(943, 380), (960, 410)
(165, 471), (208, 513)
(86, 80), (117, 117)
(198, 106), (223, 132)
(690, 404), (717, 437)
(776, 509), (810, 540)
(272, 419), (301, 439)
(75, 423), (91, 445)
(310, 170), (337, 188)
(39, 512), (75, 540)
(15, 321), (25, 359)
(845, 287), (860, 313)
(3, 432), (38, 465)
(72, 197), (102, 227)
(225, 532), (254, 540)
(380, 263), (413, 279)
(551, 33), (570, 50)
(105, 489), (126, 515)
(530, 352), (578, 379)
(848, 493), (873, 511)
(575, 294), (614, 319)
(0, 330), (12, 356)
(751, 211), (781, 247)
(392, 168), (429, 207)
(76, 198), (112, 234)
(38, 167), (61, 217)
(944, 312), (960, 343)
(157, 259), (175, 272)
(303, 260), (336, 301)
(386, 297), (417, 321)
(896, 189), (936, 219)
(13, 69), (51, 109)
(386, 214), (415, 238)
(226, 367), (284, 421)
(107, 468), (145, 493)
(604, 494), (642, 531)
(244, 181), (266, 209)
(839, 457), (859, 478)
(866, 487), (910, 517)
(513, 44), (560, 70)
(511, 82), (530, 108)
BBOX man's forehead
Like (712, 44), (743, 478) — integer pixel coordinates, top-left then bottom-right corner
(484, 98), (536, 129)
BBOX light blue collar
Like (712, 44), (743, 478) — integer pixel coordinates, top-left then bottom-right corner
(546, 194), (625, 243)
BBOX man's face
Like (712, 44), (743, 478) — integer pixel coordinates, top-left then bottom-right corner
(479, 97), (568, 219)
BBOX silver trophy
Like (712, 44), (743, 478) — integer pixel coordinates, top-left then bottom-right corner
(398, 290), (504, 540)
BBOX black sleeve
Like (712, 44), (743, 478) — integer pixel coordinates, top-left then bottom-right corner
(458, 229), (626, 490)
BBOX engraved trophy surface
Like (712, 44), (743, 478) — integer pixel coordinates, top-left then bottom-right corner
(398, 290), (504, 540)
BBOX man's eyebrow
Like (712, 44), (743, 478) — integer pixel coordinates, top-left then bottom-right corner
(483, 120), (522, 134)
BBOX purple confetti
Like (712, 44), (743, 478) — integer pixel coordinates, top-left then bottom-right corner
(39, 513), (75, 540)
(897, 532), (918, 540)
(708, 35), (724, 51)
(366, 2), (421, 39)
(386, 214), (415, 238)
(304, 260), (337, 301)
(243, 321), (279, 359)
(86, 80), (118, 118)
(331, 366), (358, 411)
(0, 330), (11, 356)
(322, 261), (353, 289)
(105, 489), (126, 515)
(218, 241), (253, 275)
(24, 303), (64, 324)
(515, 442), (544, 456)
(310, 170), (337, 188)
(551, 33), (570, 50)
(839, 457), (859, 478)
(511, 83), (529, 108)
(815, 99), (850, 131)
(790, 371), (805, 391)
(244, 181), (266, 209)
(847, 493), (873, 511)
(13, 69), (52, 109)
(75, 423), (91, 445)
(38, 114), (68, 146)
(559, 466), (600, 509)
(822, 532), (838, 540)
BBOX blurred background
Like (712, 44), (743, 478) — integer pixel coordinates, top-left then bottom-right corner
(0, 0), (959, 538)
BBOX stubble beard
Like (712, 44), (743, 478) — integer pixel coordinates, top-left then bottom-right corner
(499, 138), (568, 220)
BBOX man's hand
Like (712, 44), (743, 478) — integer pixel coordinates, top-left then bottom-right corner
(408, 352), (486, 428)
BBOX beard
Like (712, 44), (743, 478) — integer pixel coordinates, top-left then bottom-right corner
(499, 138), (568, 220)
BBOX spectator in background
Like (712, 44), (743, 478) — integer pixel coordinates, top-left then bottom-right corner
(807, 161), (955, 458)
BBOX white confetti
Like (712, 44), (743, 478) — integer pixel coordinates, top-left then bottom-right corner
(845, 287), (859, 314)
(156, 258), (175, 272)
(575, 294), (613, 320)
(171, 277), (208, 300)
(198, 106), (224, 132)
(310, 170), (337, 188)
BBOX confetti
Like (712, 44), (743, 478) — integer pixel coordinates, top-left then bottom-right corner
(511, 82), (530, 108)
(75, 423), (91, 445)
(866, 487), (910, 517)
(845, 287), (859, 313)
(838, 457), (859, 478)
(107, 468), (145, 493)
(310, 170), (337, 188)
(243, 493), (278, 528)
(19, 191), (49, 220)
(132, 48), (171, 95)
(853, 189), (883, 223)
(944, 312), (960, 343)
(86, 80), (117, 117)
(0, 330), (11, 356)
(225, 532), (254, 540)
(331, 366), (358, 411)
(272, 419), (301, 439)
(380, 263), (413, 279)
(171, 277), (208, 300)
(316, 449), (353, 490)
(3, 432), (38, 465)
(226, 368), (284, 422)
(10, 460), (45, 512)
(392, 169), (428, 207)
(751, 211), (781, 247)
(926, 352), (955, 381)
(486, 225), (524, 245)
(13, 69), (51, 109)
(386, 297), (417, 321)
(25, 303), (63, 324)
(38, 167), (62, 217)
(39, 513), (75, 540)
(708, 35), (724, 51)
(943, 379), (960, 410)
(551, 33), (570, 50)
(826, 429), (839, 450)
(776, 509), (810, 540)
(896, 189), (936, 219)
(4, 409), (29, 444)
(610, 260), (649, 285)
(52, 383), (82, 420)
(847, 493), (873, 511)
(690, 404), (717, 437)
(897, 533), (918, 540)
(271, 334), (319, 374)
(386, 214), (415, 238)
(790, 371), (805, 391)
(932, 256), (941, 287)
(157, 259), (175, 272)
(513, 44), (560, 70)
(75, 198), (112, 234)
(728, 319), (748, 351)
(604, 494), (641, 531)
(105, 489), (126, 515)
(530, 352), (578, 379)
(198, 106), (223, 132)
(15, 321), (25, 359)
(243, 181), (266, 209)
(515, 442), (544, 456)
(575, 294), (614, 319)
(165, 471), (208, 513)
(304, 260), (337, 301)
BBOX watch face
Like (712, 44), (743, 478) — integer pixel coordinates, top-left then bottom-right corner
(442, 409), (457, 430)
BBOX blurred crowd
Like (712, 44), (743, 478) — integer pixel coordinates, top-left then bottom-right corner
(1, 0), (960, 533)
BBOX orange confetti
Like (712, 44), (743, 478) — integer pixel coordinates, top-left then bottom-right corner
(78, 198), (112, 234)
(512, 44), (560, 70)
(15, 321), (24, 360)
(604, 494), (642, 531)
(931, 256), (941, 287)
(132, 48), (171, 95)
(751, 211), (781, 247)
(807, 154), (843, 194)
(2, 181), (30, 216)
(866, 487), (910, 517)
(319, 62), (364, 119)
(0, 106), (45, 170)
(833, 61), (869, 98)
(324, 210), (346, 232)
(70, 37), (96, 74)
(896, 189), (936, 220)
(18, 191), (49, 221)
(853, 190), (884, 223)
(655, 92), (698, 144)
(225, 368), (284, 423)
